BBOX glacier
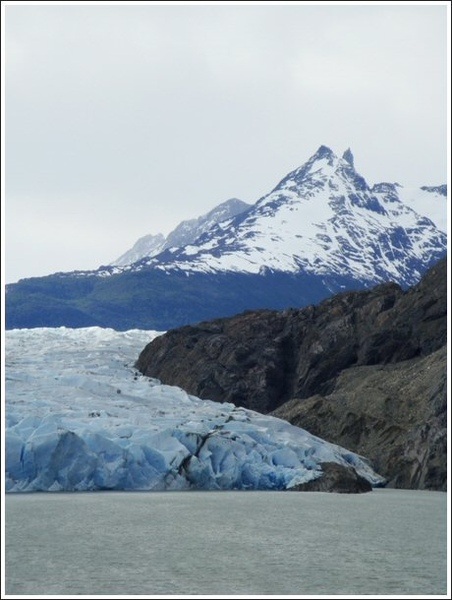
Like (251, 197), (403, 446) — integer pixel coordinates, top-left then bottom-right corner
(5, 327), (385, 493)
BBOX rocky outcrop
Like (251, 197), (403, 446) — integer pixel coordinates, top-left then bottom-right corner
(136, 258), (447, 490)
(289, 462), (372, 493)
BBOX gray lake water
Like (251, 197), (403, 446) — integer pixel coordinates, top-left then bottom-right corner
(5, 489), (448, 596)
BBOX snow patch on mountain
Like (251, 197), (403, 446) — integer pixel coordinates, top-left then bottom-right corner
(5, 327), (384, 492)
(396, 185), (447, 233)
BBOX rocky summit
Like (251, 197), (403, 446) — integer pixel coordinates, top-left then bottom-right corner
(136, 258), (447, 490)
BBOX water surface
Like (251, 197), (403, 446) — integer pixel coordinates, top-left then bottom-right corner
(5, 489), (447, 595)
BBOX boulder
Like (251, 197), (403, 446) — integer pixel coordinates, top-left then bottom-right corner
(289, 462), (372, 493)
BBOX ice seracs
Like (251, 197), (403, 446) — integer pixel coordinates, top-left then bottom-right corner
(5, 327), (385, 492)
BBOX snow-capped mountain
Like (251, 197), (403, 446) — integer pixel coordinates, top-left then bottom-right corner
(113, 198), (251, 267)
(113, 232), (166, 267)
(132, 146), (446, 288)
(5, 327), (384, 492)
(5, 146), (447, 331)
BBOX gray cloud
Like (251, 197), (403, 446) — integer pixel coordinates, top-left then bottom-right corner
(4, 4), (448, 282)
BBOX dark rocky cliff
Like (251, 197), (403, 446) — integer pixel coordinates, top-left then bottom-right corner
(272, 347), (446, 490)
(136, 258), (447, 490)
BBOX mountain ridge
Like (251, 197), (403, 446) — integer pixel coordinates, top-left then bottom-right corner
(112, 197), (251, 267)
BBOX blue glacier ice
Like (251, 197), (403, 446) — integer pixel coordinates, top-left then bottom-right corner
(5, 327), (385, 492)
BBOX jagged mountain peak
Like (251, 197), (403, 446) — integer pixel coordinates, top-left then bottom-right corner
(314, 144), (335, 159)
(342, 148), (354, 167)
(273, 145), (365, 197)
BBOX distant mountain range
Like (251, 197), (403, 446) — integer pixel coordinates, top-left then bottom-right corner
(113, 198), (251, 267)
(6, 146), (447, 331)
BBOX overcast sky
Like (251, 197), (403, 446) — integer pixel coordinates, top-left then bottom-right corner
(3, 2), (449, 283)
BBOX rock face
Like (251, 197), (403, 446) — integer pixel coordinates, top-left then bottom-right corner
(136, 258), (447, 490)
(272, 347), (446, 491)
(136, 258), (446, 410)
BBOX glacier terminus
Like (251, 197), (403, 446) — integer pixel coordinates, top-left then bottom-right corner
(5, 327), (385, 493)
